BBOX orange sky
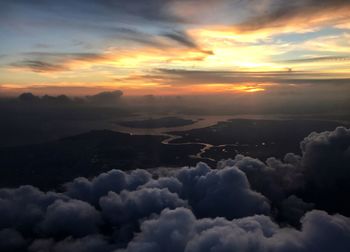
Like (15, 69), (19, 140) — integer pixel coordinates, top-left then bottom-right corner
(1, 0), (350, 96)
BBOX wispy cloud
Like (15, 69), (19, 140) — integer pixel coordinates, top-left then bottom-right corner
(281, 56), (350, 64)
(11, 60), (69, 73)
(234, 0), (350, 33)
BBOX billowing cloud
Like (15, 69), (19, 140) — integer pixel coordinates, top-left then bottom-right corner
(65, 169), (152, 205)
(100, 188), (186, 225)
(118, 207), (350, 252)
(0, 185), (67, 231)
(39, 199), (102, 238)
(217, 153), (304, 201)
(176, 162), (270, 218)
(301, 126), (350, 187)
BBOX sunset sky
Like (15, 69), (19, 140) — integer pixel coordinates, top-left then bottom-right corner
(1, 0), (350, 96)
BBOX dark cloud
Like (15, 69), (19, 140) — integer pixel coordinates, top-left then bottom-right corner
(217, 153), (304, 201)
(86, 90), (124, 105)
(119, 207), (350, 252)
(65, 169), (151, 205)
(220, 126), (350, 215)
(11, 60), (69, 72)
(161, 30), (213, 54)
(29, 235), (115, 252)
(154, 68), (350, 86)
(10, 52), (107, 73)
(0, 1), (207, 53)
(161, 30), (199, 49)
(39, 199), (102, 238)
(279, 195), (314, 226)
(0, 228), (26, 252)
(298, 127), (350, 213)
(108, 27), (167, 48)
(0, 185), (67, 231)
(301, 126), (350, 188)
(22, 52), (106, 61)
(16, 92), (74, 106)
(141, 176), (183, 194)
(176, 162), (271, 218)
(100, 188), (186, 226)
(18, 92), (41, 103)
(0, 0), (184, 24)
(282, 56), (350, 64)
(235, 0), (350, 31)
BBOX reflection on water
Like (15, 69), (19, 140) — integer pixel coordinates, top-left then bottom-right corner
(109, 114), (348, 161)
(110, 114), (290, 136)
(110, 114), (293, 161)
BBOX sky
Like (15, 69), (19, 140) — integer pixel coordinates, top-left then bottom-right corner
(1, 0), (350, 96)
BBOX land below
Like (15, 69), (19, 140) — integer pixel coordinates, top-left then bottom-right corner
(0, 118), (347, 189)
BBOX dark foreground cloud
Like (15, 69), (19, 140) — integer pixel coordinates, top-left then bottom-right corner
(175, 163), (270, 218)
(29, 235), (115, 252)
(118, 207), (350, 252)
(217, 152), (305, 202)
(0, 126), (349, 251)
(301, 126), (350, 188)
(39, 199), (102, 238)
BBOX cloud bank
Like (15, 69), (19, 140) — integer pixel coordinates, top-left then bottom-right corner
(0, 126), (350, 251)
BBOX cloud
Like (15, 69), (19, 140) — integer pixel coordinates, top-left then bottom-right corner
(86, 90), (124, 105)
(0, 185), (67, 231)
(155, 68), (350, 86)
(280, 195), (314, 226)
(0, 0), (183, 25)
(0, 228), (26, 252)
(176, 162), (271, 218)
(161, 30), (213, 54)
(39, 199), (102, 238)
(10, 60), (69, 73)
(298, 127), (350, 214)
(219, 126), (350, 215)
(29, 235), (115, 252)
(10, 52), (108, 73)
(100, 188), (186, 226)
(118, 207), (350, 252)
(235, 0), (350, 33)
(301, 126), (350, 187)
(65, 169), (152, 205)
(281, 56), (350, 64)
(217, 153), (304, 202)
(162, 30), (199, 49)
